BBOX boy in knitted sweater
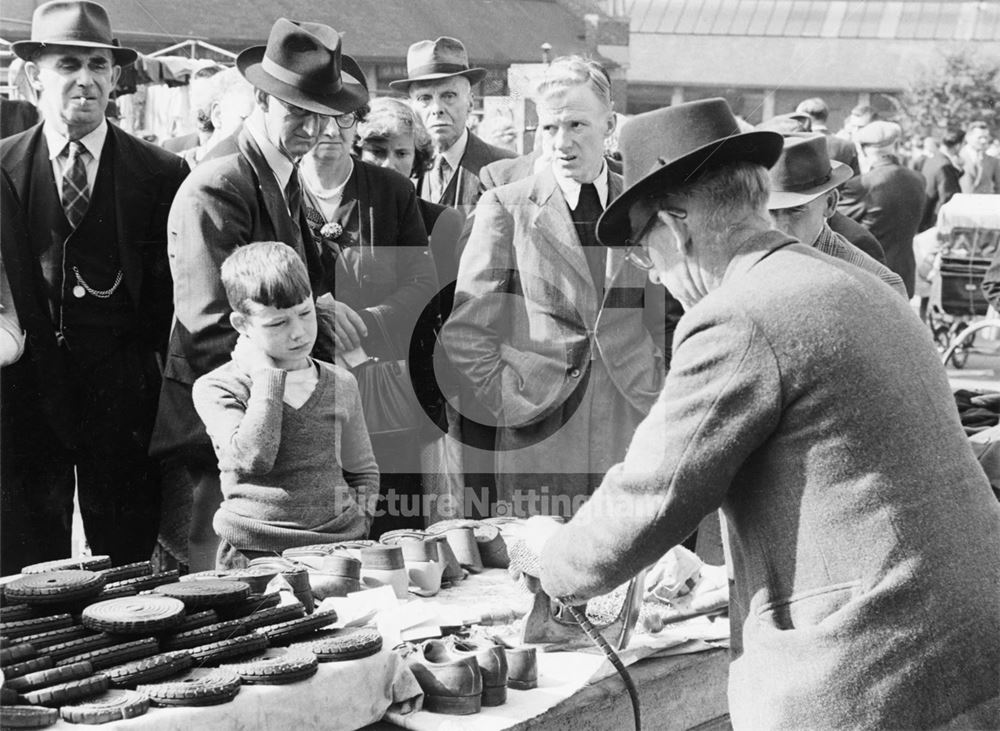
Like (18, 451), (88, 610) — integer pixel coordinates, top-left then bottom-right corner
(192, 242), (379, 569)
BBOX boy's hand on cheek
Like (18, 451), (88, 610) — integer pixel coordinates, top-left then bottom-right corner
(233, 335), (279, 377)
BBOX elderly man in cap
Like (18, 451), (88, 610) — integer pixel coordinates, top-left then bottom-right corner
(0, 0), (188, 572)
(768, 134), (905, 297)
(515, 98), (1000, 729)
(443, 57), (675, 517)
(151, 18), (368, 570)
(838, 120), (926, 297)
(391, 37), (515, 211)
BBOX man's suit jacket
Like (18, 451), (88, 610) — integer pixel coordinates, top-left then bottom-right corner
(838, 155), (926, 297)
(539, 233), (1000, 729)
(827, 210), (886, 264)
(959, 146), (1000, 194)
(442, 167), (671, 429)
(151, 125), (333, 460)
(1, 123), (188, 448)
(919, 150), (961, 232)
(417, 131), (515, 209)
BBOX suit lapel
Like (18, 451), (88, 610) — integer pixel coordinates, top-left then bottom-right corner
(529, 168), (595, 303)
(238, 128), (300, 246)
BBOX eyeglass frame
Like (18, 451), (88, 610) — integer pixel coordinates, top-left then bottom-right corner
(272, 97), (358, 129)
(623, 204), (687, 271)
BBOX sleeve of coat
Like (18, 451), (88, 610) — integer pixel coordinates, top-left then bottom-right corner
(359, 185), (438, 350)
(148, 155), (189, 359)
(539, 308), (783, 604)
(440, 189), (514, 419)
(168, 166), (254, 376)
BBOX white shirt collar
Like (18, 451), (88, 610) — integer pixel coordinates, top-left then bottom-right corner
(44, 119), (108, 161)
(553, 160), (609, 210)
(439, 128), (469, 172)
(245, 109), (296, 192)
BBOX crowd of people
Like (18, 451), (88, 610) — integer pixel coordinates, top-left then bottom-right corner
(1, 3), (998, 728)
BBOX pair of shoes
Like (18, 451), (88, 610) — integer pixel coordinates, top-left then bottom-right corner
(405, 639), (483, 715)
(491, 636), (538, 690)
(446, 636), (508, 706)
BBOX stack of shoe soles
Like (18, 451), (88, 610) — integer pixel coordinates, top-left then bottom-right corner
(402, 635), (537, 716)
(0, 557), (384, 726)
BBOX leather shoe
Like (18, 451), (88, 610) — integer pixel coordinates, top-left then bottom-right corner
(406, 639), (482, 715)
(447, 636), (508, 706)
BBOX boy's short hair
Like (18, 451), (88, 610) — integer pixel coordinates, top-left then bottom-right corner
(221, 242), (312, 315)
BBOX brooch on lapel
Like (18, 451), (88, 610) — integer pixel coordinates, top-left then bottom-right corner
(320, 221), (344, 241)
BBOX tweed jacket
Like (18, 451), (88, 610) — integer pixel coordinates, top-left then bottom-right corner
(1, 123), (188, 449)
(442, 167), (673, 429)
(919, 151), (962, 232)
(540, 233), (1000, 729)
(827, 210), (886, 264)
(416, 131), (515, 209)
(151, 125), (333, 459)
(838, 155), (926, 297)
(959, 146), (1000, 194)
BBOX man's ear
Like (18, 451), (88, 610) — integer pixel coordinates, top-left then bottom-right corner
(254, 88), (269, 111)
(25, 61), (42, 92)
(110, 65), (121, 87)
(210, 100), (223, 131)
(823, 188), (839, 218)
(230, 311), (249, 335)
(605, 111), (616, 138)
(657, 209), (690, 253)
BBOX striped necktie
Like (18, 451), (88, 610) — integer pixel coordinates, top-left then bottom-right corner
(62, 141), (90, 228)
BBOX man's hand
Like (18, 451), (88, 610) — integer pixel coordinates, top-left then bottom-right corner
(317, 294), (368, 352)
(507, 516), (564, 593)
(232, 334), (277, 376)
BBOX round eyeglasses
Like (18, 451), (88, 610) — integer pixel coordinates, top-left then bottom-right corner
(623, 206), (686, 271)
(333, 112), (357, 129)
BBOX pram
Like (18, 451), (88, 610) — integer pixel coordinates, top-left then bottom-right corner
(925, 195), (1000, 368)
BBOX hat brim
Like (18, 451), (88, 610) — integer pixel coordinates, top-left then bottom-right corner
(237, 45), (369, 116)
(596, 130), (784, 247)
(388, 67), (487, 91)
(12, 40), (137, 66)
(766, 161), (853, 210)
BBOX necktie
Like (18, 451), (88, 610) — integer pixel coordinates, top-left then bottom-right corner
(435, 157), (451, 201)
(285, 166), (303, 216)
(571, 182), (607, 295)
(62, 141), (90, 228)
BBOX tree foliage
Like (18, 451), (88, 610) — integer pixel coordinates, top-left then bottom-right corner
(903, 49), (1000, 134)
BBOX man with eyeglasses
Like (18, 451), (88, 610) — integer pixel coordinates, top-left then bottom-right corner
(442, 57), (676, 517)
(516, 99), (1000, 729)
(151, 19), (369, 571)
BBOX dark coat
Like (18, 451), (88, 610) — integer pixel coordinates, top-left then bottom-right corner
(540, 234), (1000, 729)
(416, 131), (515, 209)
(827, 210), (886, 264)
(1, 123), (188, 449)
(919, 151), (962, 232)
(151, 124), (334, 461)
(838, 156), (926, 297)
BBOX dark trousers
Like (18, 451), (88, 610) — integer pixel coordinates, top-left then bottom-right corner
(1, 334), (161, 574)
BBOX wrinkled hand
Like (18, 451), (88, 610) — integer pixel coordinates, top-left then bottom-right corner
(506, 516), (563, 593)
(232, 334), (277, 376)
(324, 297), (368, 352)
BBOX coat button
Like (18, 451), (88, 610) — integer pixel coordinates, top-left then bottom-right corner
(569, 367), (581, 378)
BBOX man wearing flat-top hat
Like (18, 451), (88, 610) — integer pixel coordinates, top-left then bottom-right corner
(151, 18), (370, 571)
(0, 1), (188, 573)
(516, 98), (999, 729)
(391, 36), (515, 211)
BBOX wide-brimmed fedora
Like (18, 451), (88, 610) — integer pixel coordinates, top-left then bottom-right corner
(767, 134), (853, 210)
(12, 0), (137, 66)
(596, 98), (783, 246)
(237, 18), (369, 116)
(388, 37), (487, 91)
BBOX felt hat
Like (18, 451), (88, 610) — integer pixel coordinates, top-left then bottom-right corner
(767, 134), (853, 210)
(756, 112), (812, 135)
(855, 120), (901, 148)
(237, 18), (369, 116)
(388, 37), (487, 91)
(12, 0), (137, 66)
(596, 98), (783, 246)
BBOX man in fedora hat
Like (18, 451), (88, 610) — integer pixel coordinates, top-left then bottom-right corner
(838, 120), (926, 297)
(390, 36), (515, 210)
(0, 0), (189, 571)
(516, 98), (1000, 728)
(767, 134), (905, 297)
(442, 57), (677, 517)
(151, 18), (369, 570)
